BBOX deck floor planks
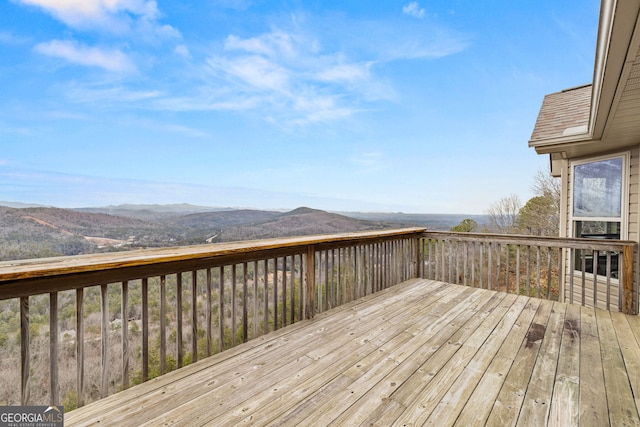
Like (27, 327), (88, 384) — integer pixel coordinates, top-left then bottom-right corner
(314, 288), (503, 426)
(423, 296), (536, 426)
(515, 301), (566, 426)
(392, 293), (521, 425)
(548, 303), (581, 425)
(288, 287), (490, 427)
(596, 308), (640, 426)
(610, 311), (640, 414)
(67, 278), (444, 426)
(215, 282), (478, 426)
(339, 290), (508, 427)
(138, 280), (459, 426)
(452, 298), (542, 427)
(578, 306), (609, 427)
(65, 279), (640, 427)
(485, 299), (553, 426)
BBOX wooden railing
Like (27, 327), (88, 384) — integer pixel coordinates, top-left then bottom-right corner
(0, 228), (423, 408)
(0, 228), (636, 410)
(419, 231), (637, 314)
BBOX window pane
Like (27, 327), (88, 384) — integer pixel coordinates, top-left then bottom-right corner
(574, 220), (620, 278)
(573, 157), (622, 217)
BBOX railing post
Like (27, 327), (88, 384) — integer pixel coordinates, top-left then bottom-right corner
(305, 245), (316, 319)
(622, 245), (634, 315)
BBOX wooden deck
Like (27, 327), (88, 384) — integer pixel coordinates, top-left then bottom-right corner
(65, 279), (640, 426)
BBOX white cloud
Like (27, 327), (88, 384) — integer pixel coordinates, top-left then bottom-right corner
(19, 0), (155, 28)
(403, 2), (426, 19)
(35, 40), (136, 72)
(207, 55), (290, 92)
(174, 44), (191, 58)
(316, 63), (371, 83)
(17, 0), (180, 40)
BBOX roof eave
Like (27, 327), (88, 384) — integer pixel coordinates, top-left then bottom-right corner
(590, 0), (640, 139)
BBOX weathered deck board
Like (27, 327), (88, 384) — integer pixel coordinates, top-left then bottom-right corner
(65, 279), (640, 427)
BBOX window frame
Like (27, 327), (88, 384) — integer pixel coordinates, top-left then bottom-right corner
(569, 152), (629, 279)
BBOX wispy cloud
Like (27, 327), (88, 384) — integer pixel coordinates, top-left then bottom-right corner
(35, 40), (136, 72)
(403, 2), (426, 19)
(0, 30), (30, 45)
(17, 0), (172, 35)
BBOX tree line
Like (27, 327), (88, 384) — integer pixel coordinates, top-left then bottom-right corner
(451, 170), (560, 236)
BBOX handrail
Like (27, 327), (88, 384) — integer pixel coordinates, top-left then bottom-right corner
(0, 228), (426, 300)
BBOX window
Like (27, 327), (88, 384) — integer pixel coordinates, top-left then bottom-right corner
(571, 155), (627, 278)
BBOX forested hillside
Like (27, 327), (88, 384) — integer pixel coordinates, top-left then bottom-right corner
(0, 205), (406, 261)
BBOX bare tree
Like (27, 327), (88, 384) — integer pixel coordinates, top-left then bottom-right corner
(486, 194), (521, 234)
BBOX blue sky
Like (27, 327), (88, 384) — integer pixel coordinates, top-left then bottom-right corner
(0, 0), (598, 213)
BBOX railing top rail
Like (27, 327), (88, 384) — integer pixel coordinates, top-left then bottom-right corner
(0, 228), (426, 285)
(422, 230), (636, 251)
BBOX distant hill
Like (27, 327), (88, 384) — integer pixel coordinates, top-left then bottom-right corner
(337, 212), (490, 231)
(217, 207), (403, 241)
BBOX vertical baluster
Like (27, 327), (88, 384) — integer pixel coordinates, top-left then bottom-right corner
(463, 241), (468, 286)
(497, 244), (502, 292)
(176, 273), (183, 367)
(121, 281), (129, 389)
(298, 254), (304, 322)
(206, 270), (212, 357)
(488, 243), (493, 291)
(606, 252), (612, 311)
(557, 248), (563, 302)
(218, 267), (225, 352)
(536, 247), (541, 298)
(76, 288), (85, 406)
(273, 259), (278, 330)
(479, 243), (484, 289)
(289, 257), (295, 325)
(324, 250), (330, 307)
(50, 292), (59, 405)
(569, 250), (575, 305)
(142, 278), (149, 380)
(581, 250), (587, 306)
(231, 265), (237, 345)
(282, 258), (287, 327)
(21, 296), (30, 405)
(505, 244), (510, 293)
(100, 284), (109, 398)
(516, 246), (521, 294)
(160, 276), (166, 374)
(317, 253), (322, 313)
(471, 242), (476, 287)
(253, 261), (259, 336)
(592, 250), (598, 308)
(243, 262), (248, 341)
(546, 249), (552, 300)
(191, 271), (198, 362)
(526, 246), (531, 296)
(263, 259), (268, 333)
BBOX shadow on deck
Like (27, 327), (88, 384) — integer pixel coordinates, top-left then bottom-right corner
(66, 278), (640, 426)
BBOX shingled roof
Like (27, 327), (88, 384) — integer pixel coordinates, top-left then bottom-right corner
(530, 84), (592, 143)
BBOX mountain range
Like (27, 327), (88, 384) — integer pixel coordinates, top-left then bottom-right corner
(0, 202), (488, 261)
